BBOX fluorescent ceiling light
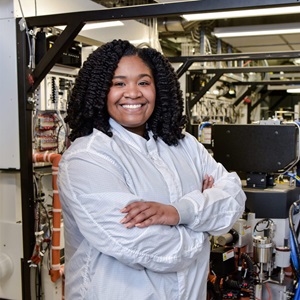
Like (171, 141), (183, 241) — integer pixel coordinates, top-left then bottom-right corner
(129, 39), (149, 45)
(182, 5), (300, 21)
(214, 22), (300, 38)
(81, 21), (124, 31)
(287, 88), (300, 93)
(56, 21), (124, 31)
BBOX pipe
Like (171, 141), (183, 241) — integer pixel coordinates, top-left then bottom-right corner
(32, 152), (62, 283)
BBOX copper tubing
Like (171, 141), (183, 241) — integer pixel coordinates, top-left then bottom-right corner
(32, 152), (62, 283)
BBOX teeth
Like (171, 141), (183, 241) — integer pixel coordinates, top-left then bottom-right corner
(122, 104), (142, 109)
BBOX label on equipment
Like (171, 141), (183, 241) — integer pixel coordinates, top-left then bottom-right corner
(223, 249), (234, 261)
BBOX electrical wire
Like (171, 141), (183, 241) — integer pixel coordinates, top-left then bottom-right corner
(278, 121), (300, 174)
(289, 202), (300, 268)
(32, 170), (53, 299)
(17, 0), (34, 69)
(253, 218), (274, 235)
(289, 200), (300, 299)
(55, 110), (67, 153)
(264, 282), (272, 300)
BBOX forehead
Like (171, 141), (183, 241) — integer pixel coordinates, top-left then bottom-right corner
(115, 55), (152, 74)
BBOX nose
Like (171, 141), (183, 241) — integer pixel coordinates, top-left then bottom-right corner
(124, 84), (142, 99)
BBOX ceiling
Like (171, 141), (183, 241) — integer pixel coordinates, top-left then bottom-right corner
(213, 15), (300, 54)
(89, 0), (300, 65)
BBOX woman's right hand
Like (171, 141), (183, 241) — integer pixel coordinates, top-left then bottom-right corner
(120, 201), (179, 229)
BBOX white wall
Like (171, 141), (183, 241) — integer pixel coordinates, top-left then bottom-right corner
(12, 0), (104, 17)
(0, 18), (19, 169)
(0, 173), (23, 300)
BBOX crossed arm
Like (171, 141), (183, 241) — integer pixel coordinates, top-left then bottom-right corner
(120, 174), (214, 229)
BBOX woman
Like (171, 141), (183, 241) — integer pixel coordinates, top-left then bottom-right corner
(58, 39), (246, 300)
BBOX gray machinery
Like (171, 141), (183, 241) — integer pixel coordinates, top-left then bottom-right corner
(211, 122), (300, 300)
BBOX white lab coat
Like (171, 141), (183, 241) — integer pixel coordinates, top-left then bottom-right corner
(58, 118), (246, 300)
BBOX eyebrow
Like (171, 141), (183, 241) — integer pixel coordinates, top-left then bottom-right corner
(112, 74), (153, 79)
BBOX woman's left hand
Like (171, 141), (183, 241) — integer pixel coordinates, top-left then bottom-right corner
(120, 201), (179, 229)
(202, 174), (214, 192)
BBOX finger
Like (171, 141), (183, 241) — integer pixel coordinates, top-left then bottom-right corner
(120, 201), (146, 213)
(135, 217), (155, 228)
(202, 174), (209, 191)
(120, 202), (149, 223)
(121, 206), (155, 226)
(135, 206), (178, 227)
(124, 211), (156, 228)
(208, 176), (214, 188)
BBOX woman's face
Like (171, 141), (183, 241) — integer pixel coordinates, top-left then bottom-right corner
(107, 55), (156, 136)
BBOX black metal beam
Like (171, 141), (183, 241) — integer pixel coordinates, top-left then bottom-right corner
(169, 50), (300, 64)
(233, 80), (300, 85)
(29, 21), (85, 92)
(250, 91), (272, 112)
(176, 60), (194, 79)
(189, 65), (300, 74)
(247, 101), (252, 123)
(24, 0), (300, 28)
(270, 94), (289, 111)
(190, 72), (223, 108)
(16, 21), (35, 300)
(234, 84), (257, 107)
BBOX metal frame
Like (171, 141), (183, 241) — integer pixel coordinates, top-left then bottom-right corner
(169, 51), (300, 78)
(176, 62), (300, 108)
(17, 23), (36, 300)
(23, 0), (300, 92)
(16, 1), (300, 298)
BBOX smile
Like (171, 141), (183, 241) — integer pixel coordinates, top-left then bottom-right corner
(121, 104), (143, 109)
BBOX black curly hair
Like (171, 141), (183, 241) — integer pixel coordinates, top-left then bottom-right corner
(65, 39), (186, 146)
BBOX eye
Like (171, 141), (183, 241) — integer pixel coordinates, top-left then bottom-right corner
(139, 81), (150, 86)
(112, 81), (125, 87)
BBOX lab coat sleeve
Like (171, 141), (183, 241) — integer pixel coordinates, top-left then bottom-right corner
(171, 134), (246, 235)
(58, 151), (207, 274)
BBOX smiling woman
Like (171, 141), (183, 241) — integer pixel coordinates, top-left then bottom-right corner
(65, 39), (186, 145)
(107, 55), (156, 136)
(58, 39), (246, 300)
